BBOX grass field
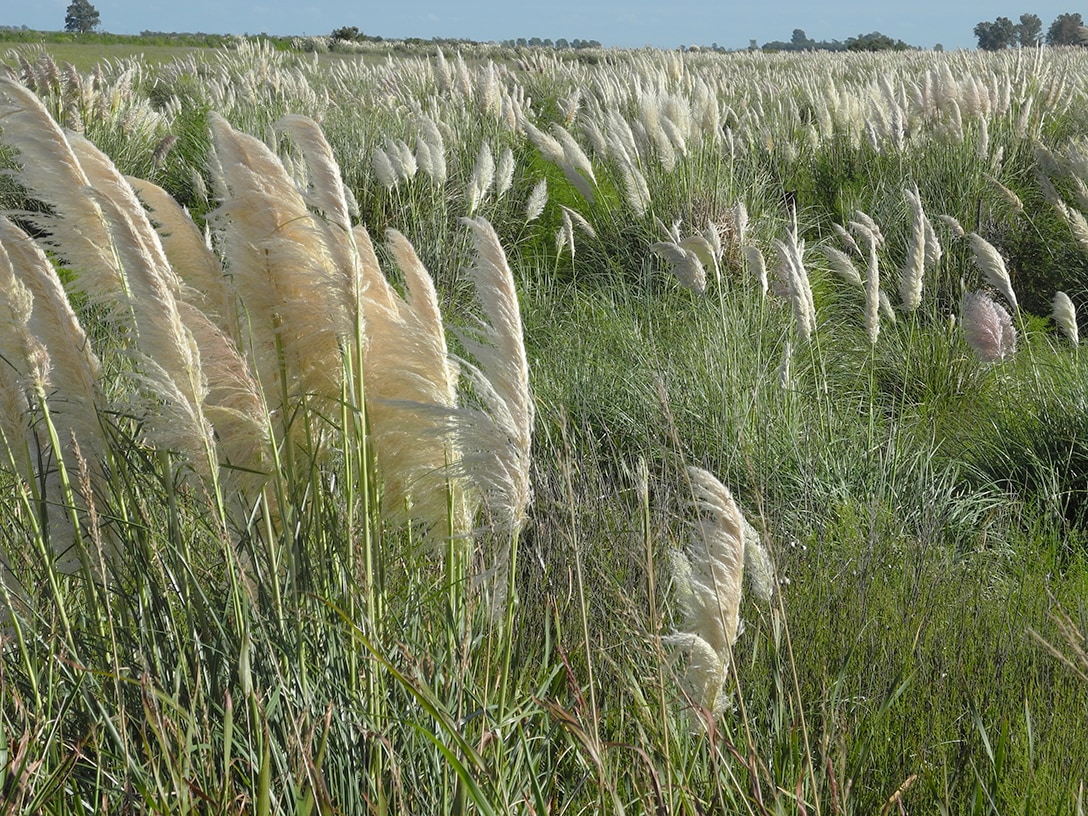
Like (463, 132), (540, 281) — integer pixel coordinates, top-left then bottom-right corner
(1, 35), (1087, 814)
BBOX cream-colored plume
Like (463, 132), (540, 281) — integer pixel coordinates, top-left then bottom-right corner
(822, 245), (863, 288)
(207, 114), (347, 432)
(127, 177), (237, 334)
(1052, 291), (1079, 346)
(774, 222), (816, 343)
(0, 217), (106, 574)
(0, 77), (129, 300)
(900, 185), (927, 311)
(360, 227), (466, 536)
(450, 217), (533, 536)
(664, 467), (747, 718)
(967, 233), (1018, 312)
(962, 291), (1017, 363)
(525, 179), (548, 223)
(743, 245), (768, 295)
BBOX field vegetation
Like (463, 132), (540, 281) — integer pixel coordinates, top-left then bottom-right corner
(1, 37), (1087, 813)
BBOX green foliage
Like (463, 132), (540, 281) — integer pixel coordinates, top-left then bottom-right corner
(1046, 12), (1087, 46)
(63, 0), (100, 34)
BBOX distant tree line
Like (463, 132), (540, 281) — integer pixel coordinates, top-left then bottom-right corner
(330, 26), (385, 43)
(974, 12), (1088, 49)
(761, 28), (913, 52)
(499, 37), (603, 50)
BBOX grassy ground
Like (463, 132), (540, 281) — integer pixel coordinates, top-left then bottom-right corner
(1, 41), (211, 71)
(1, 38), (1087, 814)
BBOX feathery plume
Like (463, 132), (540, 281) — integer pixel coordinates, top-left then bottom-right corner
(89, 190), (217, 481)
(900, 185), (926, 311)
(681, 235), (720, 286)
(175, 300), (272, 502)
(451, 217), (533, 535)
(0, 77), (128, 299)
(1052, 291), (1079, 346)
(0, 218), (104, 575)
(417, 115), (447, 184)
(777, 338), (792, 389)
(276, 114), (352, 229)
(651, 241), (707, 294)
(741, 513), (775, 603)
(774, 223), (816, 342)
(127, 176), (236, 333)
(967, 233), (1018, 311)
(743, 245), (768, 295)
(371, 145), (398, 188)
(937, 214), (965, 239)
(523, 118), (595, 202)
(732, 202), (749, 248)
(0, 218), (103, 458)
(987, 175), (1023, 213)
(525, 178), (548, 222)
(208, 114), (347, 435)
(561, 205), (596, 240)
(1056, 202), (1088, 256)
(822, 245), (863, 288)
(703, 222), (723, 268)
(962, 291), (1016, 363)
(362, 228), (466, 536)
(557, 207), (575, 260)
(495, 146), (515, 200)
(850, 210), (885, 247)
(832, 222), (859, 255)
(618, 160), (651, 217)
(862, 228), (881, 343)
(467, 141), (495, 215)
(923, 214), (942, 270)
(664, 467), (746, 719)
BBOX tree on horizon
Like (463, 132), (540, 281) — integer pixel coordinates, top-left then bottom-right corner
(1046, 12), (1087, 45)
(64, 0), (101, 33)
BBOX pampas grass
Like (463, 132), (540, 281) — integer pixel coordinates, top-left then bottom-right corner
(962, 290), (1017, 363)
(1052, 291), (1080, 346)
(664, 467), (747, 719)
(744, 245), (768, 295)
(651, 240), (707, 294)
(0, 77), (130, 300)
(0, 217), (105, 576)
(900, 185), (927, 312)
(860, 226), (881, 344)
(774, 221), (816, 343)
(822, 245), (863, 288)
(207, 113), (347, 434)
(968, 232), (1018, 312)
(525, 178), (548, 222)
(361, 226), (465, 537)
(452, 216), (533, 536)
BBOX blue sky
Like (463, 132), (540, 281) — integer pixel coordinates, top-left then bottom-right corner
(6, 1), (1086, 51)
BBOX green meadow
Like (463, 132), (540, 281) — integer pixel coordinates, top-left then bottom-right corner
(0, 34), (1087, 814)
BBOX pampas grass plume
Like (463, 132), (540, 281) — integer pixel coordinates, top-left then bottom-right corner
(525, 179), (548, 222)
(1052, 291), (1079, 346)
(968, 233), (1018, 312)
(900, 185), (926, 311)
(822, 245), (863, 288)
(454, 217), (533, 535)
(664, 467), (747, 718)
(962, 291), (1017, 362)
(467, 141), (495, 215)
(651, 241), (707, 294)
(743, 245), (768, 295)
